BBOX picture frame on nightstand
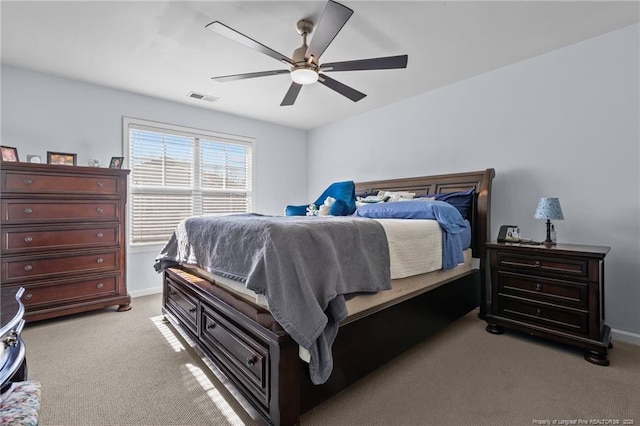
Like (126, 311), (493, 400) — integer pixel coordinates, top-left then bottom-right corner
(497, 225), (520, 242)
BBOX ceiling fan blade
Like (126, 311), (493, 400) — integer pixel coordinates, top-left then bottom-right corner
(318, 74), (366, 102)
(306, 1), (353, 61)
(206, 21), (295, 66)
(212, 69), (290, 82)
(281, 82), (303, 106)
(321, 55), (408, 72)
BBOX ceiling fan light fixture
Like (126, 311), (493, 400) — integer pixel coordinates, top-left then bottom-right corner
(291, 67), (318, 85)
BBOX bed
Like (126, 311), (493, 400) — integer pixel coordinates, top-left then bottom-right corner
(157, 168), (495, 425)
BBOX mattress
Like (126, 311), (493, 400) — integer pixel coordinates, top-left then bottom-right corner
(183, 217), (469, 306)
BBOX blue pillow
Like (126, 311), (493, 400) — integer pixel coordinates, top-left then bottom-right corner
(284, 204), (309, 216)
(419, 188), (474, 218)
(354, 200), (467, 234)
(285, 181), (357, 217)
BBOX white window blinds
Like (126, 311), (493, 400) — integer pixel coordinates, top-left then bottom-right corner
(125, 118), (253, 246)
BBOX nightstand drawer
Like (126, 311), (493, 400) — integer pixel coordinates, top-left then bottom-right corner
(498, 295), (588, 335)
(498, 272), (588, 309)
(495, 252), (591, 281)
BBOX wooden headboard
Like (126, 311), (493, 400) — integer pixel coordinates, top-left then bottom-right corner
(355, 168), (495, 260)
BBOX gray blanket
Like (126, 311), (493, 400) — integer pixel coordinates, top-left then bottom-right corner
(154, 214), (391, 384)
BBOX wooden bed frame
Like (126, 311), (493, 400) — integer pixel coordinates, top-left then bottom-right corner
(161, 168), (495, 425)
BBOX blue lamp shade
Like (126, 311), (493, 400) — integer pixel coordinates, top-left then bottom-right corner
(534, 197), (563, 244)
(534, 197), (564, 220)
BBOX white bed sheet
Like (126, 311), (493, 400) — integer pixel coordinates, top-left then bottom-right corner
(376, 218), (442, 279)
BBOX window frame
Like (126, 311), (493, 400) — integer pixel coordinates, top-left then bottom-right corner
(122, 117), (255, 250)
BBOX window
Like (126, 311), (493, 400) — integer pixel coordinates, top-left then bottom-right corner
(123, 117), (254, 246)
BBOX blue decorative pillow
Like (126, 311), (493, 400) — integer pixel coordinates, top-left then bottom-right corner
(285, 181), (357, 216)
(284, 204), (308, 216)
(419, 188), (474, 218)
(354, 200), (467, 233)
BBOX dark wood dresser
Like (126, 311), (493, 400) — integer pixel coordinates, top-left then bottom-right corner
(1, 162), (131, 322)
(485, 241), (611, 365)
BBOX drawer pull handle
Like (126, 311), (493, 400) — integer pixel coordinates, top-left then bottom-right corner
(533, 261), (541, 267)
(536, 308), (542, 316)
(24, 293), (32, 300)
(96, 282), (104, 289)
(169, 291), (177, 297)
(207, 323), (216, 330)
(96, 257), (104, 264)
(24, 178), (33, 185)
(24, 264), (33, 271)
(246, 356), (257, 367)
(189, 307), (196, 313)
(24, 208), (33, 214)
(96, 207), (104, 214)
(96, 232), (104, 238)
(535, 283), (543, 291)
(24, 236), (33, 243)
(96, 181), (104, 188)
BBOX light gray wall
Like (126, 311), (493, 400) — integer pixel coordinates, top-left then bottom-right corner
(308, 24), (640, 337)
(1, 65), (308, 296)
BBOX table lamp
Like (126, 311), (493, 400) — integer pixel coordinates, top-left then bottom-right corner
(534, 197), (564, 245)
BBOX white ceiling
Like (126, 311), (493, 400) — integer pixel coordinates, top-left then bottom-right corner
(2, 1), (638, 130)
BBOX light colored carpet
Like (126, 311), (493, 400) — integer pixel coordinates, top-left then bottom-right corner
(22, 293), (640, 426)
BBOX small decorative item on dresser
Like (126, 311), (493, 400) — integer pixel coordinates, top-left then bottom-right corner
(109, 157), (124, 169)
(26, 155), (42, 164)
(47, 151), (77, 166)
(534, 197), (564, 245)
(1, 146), (19, 162)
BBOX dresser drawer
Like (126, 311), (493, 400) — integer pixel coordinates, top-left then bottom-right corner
(18, 275), (119, 308)
(165, 281), (198, 334)
(497, 272), (588, 309)
(498, 295), (588, 335)
(2, 200), (119, 224)
(2, 171), (119, 195)
(1, 224), (119, 254)
(1, 250), (119, 283)
(495, 251), (592, 281)
(201, 303), (269, 407)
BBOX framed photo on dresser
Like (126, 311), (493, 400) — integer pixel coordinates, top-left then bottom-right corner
(47, 151), (77, 166)
(1, 146), (19, 162)
(109, 157), (124, 169)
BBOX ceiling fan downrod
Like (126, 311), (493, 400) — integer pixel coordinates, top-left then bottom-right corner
(291, 19), (319, 85)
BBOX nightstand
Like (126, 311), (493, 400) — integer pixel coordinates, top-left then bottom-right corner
(485, 242), (612, 365)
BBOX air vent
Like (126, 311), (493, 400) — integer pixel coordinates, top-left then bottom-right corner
(187, 91), (219, 103)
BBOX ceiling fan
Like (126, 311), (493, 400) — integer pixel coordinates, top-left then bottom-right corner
(205, 0), (408, 106)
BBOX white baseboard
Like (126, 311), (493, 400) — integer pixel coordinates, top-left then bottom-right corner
(130, 287), (162, 298)
(611, 328), (640, 346)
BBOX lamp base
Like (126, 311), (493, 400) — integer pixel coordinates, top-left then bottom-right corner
(544, 219), (556, 245)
